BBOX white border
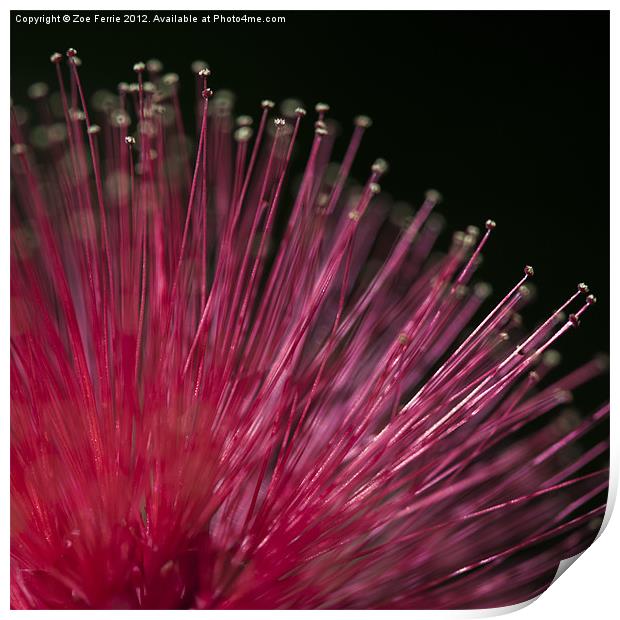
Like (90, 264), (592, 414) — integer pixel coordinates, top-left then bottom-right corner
(2, 3), (615, 618)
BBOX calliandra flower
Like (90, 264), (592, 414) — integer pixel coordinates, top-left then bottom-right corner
(10, 50), (609, 610)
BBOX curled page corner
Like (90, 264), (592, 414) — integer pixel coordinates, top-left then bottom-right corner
(553, 553), (582, 583)
(486, 493), (614, 618)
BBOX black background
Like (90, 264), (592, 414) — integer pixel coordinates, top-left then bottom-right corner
(11, 10), (609, 409)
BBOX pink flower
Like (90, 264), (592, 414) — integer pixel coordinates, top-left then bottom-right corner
(10, 51), (608, 609)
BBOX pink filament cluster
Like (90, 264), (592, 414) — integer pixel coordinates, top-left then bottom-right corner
(10, 53), (608, 609)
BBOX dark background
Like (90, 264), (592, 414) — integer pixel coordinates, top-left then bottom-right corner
(11, 10), (609, 409)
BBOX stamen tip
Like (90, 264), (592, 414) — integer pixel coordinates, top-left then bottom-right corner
(161, 73), (179, 86)
(543, 349), (562, 368)
(466, 225), (480, 239)
(454, 284), (468, 299)
(463, 233), (477, 250)
(397, 333), (410, 345)
(372, 158), (389, 175)
(234, 127), (253, 142)
(146, 59), (163, 73)
(425, 189), (443, 204)
(452, 231), (466, 246)
(354, 115), (372, 128)
(11, 143), (27, 156)
(236, 115), (253, 127)
(474, 282), (492, 299)
(595, 353), (610, 371)
(27, 83), (49, 100)
(191, 60), (209, 74)
(557, 389), (574, 404)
